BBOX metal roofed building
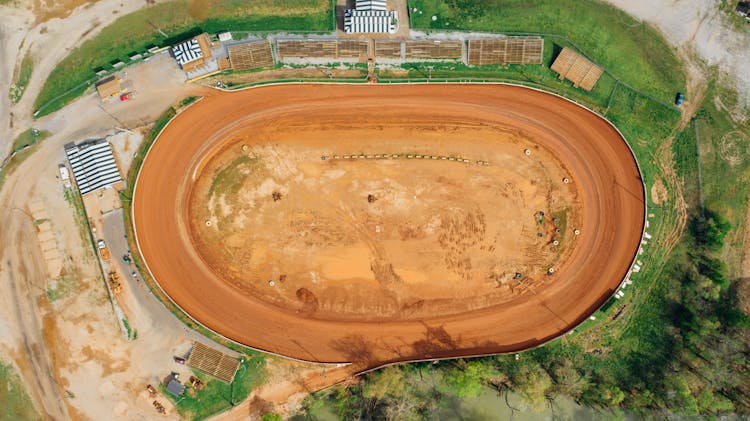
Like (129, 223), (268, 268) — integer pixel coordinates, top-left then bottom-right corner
(165, 379), (185, 397)
(65, 140), (121, 195)
(172, 38), (203, 66)
(95, 76), (122, 101)
(171, 33), (215, 76)
(344, 9), (397, 33)
(355, 0), (387, 10)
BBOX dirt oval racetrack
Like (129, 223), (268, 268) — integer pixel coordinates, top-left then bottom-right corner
(133, 84), (644, 368)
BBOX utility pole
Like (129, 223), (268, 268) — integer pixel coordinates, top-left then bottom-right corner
(147, 20), (168, 38)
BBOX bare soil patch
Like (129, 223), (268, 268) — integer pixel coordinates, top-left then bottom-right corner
(30, 0), (98, 23)
(651, 176), (668, 205)
(190, 116), (580, 321)
(205, 67), (366, 87)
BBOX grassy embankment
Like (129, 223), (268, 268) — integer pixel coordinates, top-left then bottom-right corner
(0, 129), (51, 192)
(408, 0), (681, 104)
(296, 1), (750, 418)
(0, 360), (41, 421)
(9, 128), (50, 154)
(9, 52), (33, 104)
(33, 0), (334, 117)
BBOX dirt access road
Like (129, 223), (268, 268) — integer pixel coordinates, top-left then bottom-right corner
(134, 84), (646, 370)
(0, 36), (201, 420)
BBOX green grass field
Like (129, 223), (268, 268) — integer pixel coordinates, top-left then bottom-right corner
(687, 82), (750, 272)
(0, 361), (41, 421)
(162, 357), (266, 421)
(34, 0), (333, 117)
(408, 0), (685, 104)
(9, 52), (33, 104)
(575, 83), (750, 412)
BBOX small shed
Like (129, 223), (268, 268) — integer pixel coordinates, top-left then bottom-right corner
(166, 379), (185, 397)
(218, 32), (232, 42)
(95, 76), (122, 101)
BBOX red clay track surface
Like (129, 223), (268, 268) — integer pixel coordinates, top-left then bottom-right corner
(133, 84), (644, 369)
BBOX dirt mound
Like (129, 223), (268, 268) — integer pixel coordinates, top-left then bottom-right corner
(295, 288), (319, 313)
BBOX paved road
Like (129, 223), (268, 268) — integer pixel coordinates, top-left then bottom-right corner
(101, 209), (240, 357)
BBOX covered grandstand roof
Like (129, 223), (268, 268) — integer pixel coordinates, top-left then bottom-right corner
(355, 0), (387, 11)
(344, 9), (397, 33)
(172, 38), (203, 66)
(65, 140), (121, 195)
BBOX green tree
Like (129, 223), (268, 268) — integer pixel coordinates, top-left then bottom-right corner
(550, 360), (589, 399)
(666, 374), (699, 416)
(512, 364), (553, 409)
(690, 210), (731, 251)
(261, 413), (283, 421)
(440, 360), (499, 398)
(363, 366), (408, 400)
(697, 388), (735, 413)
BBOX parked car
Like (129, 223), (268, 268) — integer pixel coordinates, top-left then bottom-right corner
(675, 92), (684, 106)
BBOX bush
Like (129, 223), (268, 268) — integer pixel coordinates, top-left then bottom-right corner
(690, 210), (731, 251)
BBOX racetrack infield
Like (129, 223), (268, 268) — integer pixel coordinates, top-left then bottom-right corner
(133, 84), (645, 368)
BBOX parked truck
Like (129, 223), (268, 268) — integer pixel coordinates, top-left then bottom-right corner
(97, 240), (110, 260)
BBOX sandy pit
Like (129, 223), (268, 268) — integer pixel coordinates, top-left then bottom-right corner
(133, 84), (645, 367)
